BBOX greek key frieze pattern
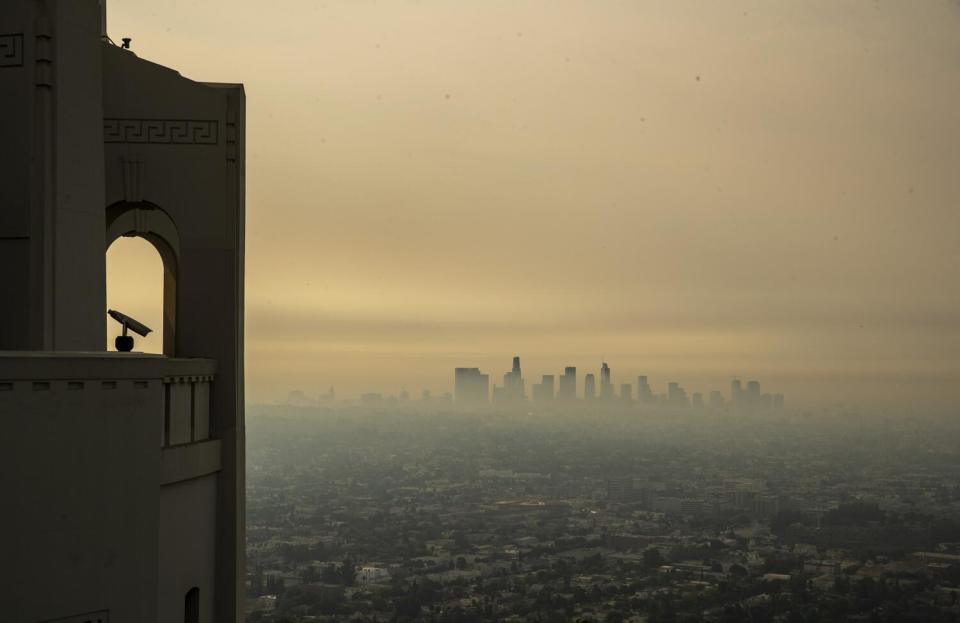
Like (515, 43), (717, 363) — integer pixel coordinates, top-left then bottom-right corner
(103, 119), (219, 145)
(0, 34), (24, 67)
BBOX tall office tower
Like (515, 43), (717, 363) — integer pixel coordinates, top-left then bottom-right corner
(773, 393), (785, 408)
(532, 374), (555, 403)
(558, 366), (577, 400)
(318, 386), (336, 403)
(668, 382), (688, 407)
(621, 383), (633, 403)
(731, 379), (743, 405)
(495, 355), (525, 403)
(455, 368), (490, 405)
(637, 375), (653, 403)
(600, 362), (614, 399)
(479, 371), (492, 403)
(1, 2), (246, 619)
(709, 390), (725, 408)
(542, 374), (555, 397)
(692, 392), (704, 408)
(746, 380), (761, 408)
(584, 373), (597, 401)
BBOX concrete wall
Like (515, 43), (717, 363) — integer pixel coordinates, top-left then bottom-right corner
(0, 0), (106, 351)
(0, 2), (34, 349)
(51, 1), (107, 351)
(0, 353), (219, 622)
(158, 474), (218, 623)
(0, 358), (162, 621)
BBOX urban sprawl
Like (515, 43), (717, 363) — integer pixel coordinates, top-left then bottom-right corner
(246, 361), (959, 623)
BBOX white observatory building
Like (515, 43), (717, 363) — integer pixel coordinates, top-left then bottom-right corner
(0, 1), (246, 621)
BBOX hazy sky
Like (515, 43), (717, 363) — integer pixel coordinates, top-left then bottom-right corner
(106, 1), (960, 407)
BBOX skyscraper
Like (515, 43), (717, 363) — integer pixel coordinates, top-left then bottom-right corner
(637, 375), (653, 403)
(558, 366), (577, 400)
(543, 374), (555, 397)
(621, 383), (633, 403)
(731, 379), (743, 405)
(600, 362), (614, 400)
(746, 380), (761, 408)
(455, 368), (490, 405)
(532, 374), (555, 403)
(584, 373), (597, 401)
(709, 390), (725, 408)
(668, 382), (689, 407)
(494, 355), (526, 403)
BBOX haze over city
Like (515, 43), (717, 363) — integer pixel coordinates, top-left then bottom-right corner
(104, 1), (960, 407)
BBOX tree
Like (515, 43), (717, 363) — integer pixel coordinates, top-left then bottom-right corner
(265, 574), (285, 595)
(770, 510), (805, 536)
(250, 564), (265, 597)
(454, 531), (471, 552)
(643, 547), (664, 569)
(728, 563), (748, 579)
(301, 564), (318, 583)
(823, 501), (883, 526)
(342, 556), (357, 586)
(321, 563), (340, 584)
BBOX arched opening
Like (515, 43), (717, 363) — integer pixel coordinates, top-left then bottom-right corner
(105, 202), (180, 355)
(184, 586), (199, 623)
(106, 237), (165, 354)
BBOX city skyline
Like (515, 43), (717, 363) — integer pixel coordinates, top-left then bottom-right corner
(456, 357), (785, 408)
(285, 356), (786, 409)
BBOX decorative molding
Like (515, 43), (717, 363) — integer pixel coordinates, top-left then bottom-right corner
(0, 33), (23, 67)
(104, 119), (218, 145)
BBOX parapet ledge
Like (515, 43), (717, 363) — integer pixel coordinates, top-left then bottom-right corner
(0, 351), (216, 381)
